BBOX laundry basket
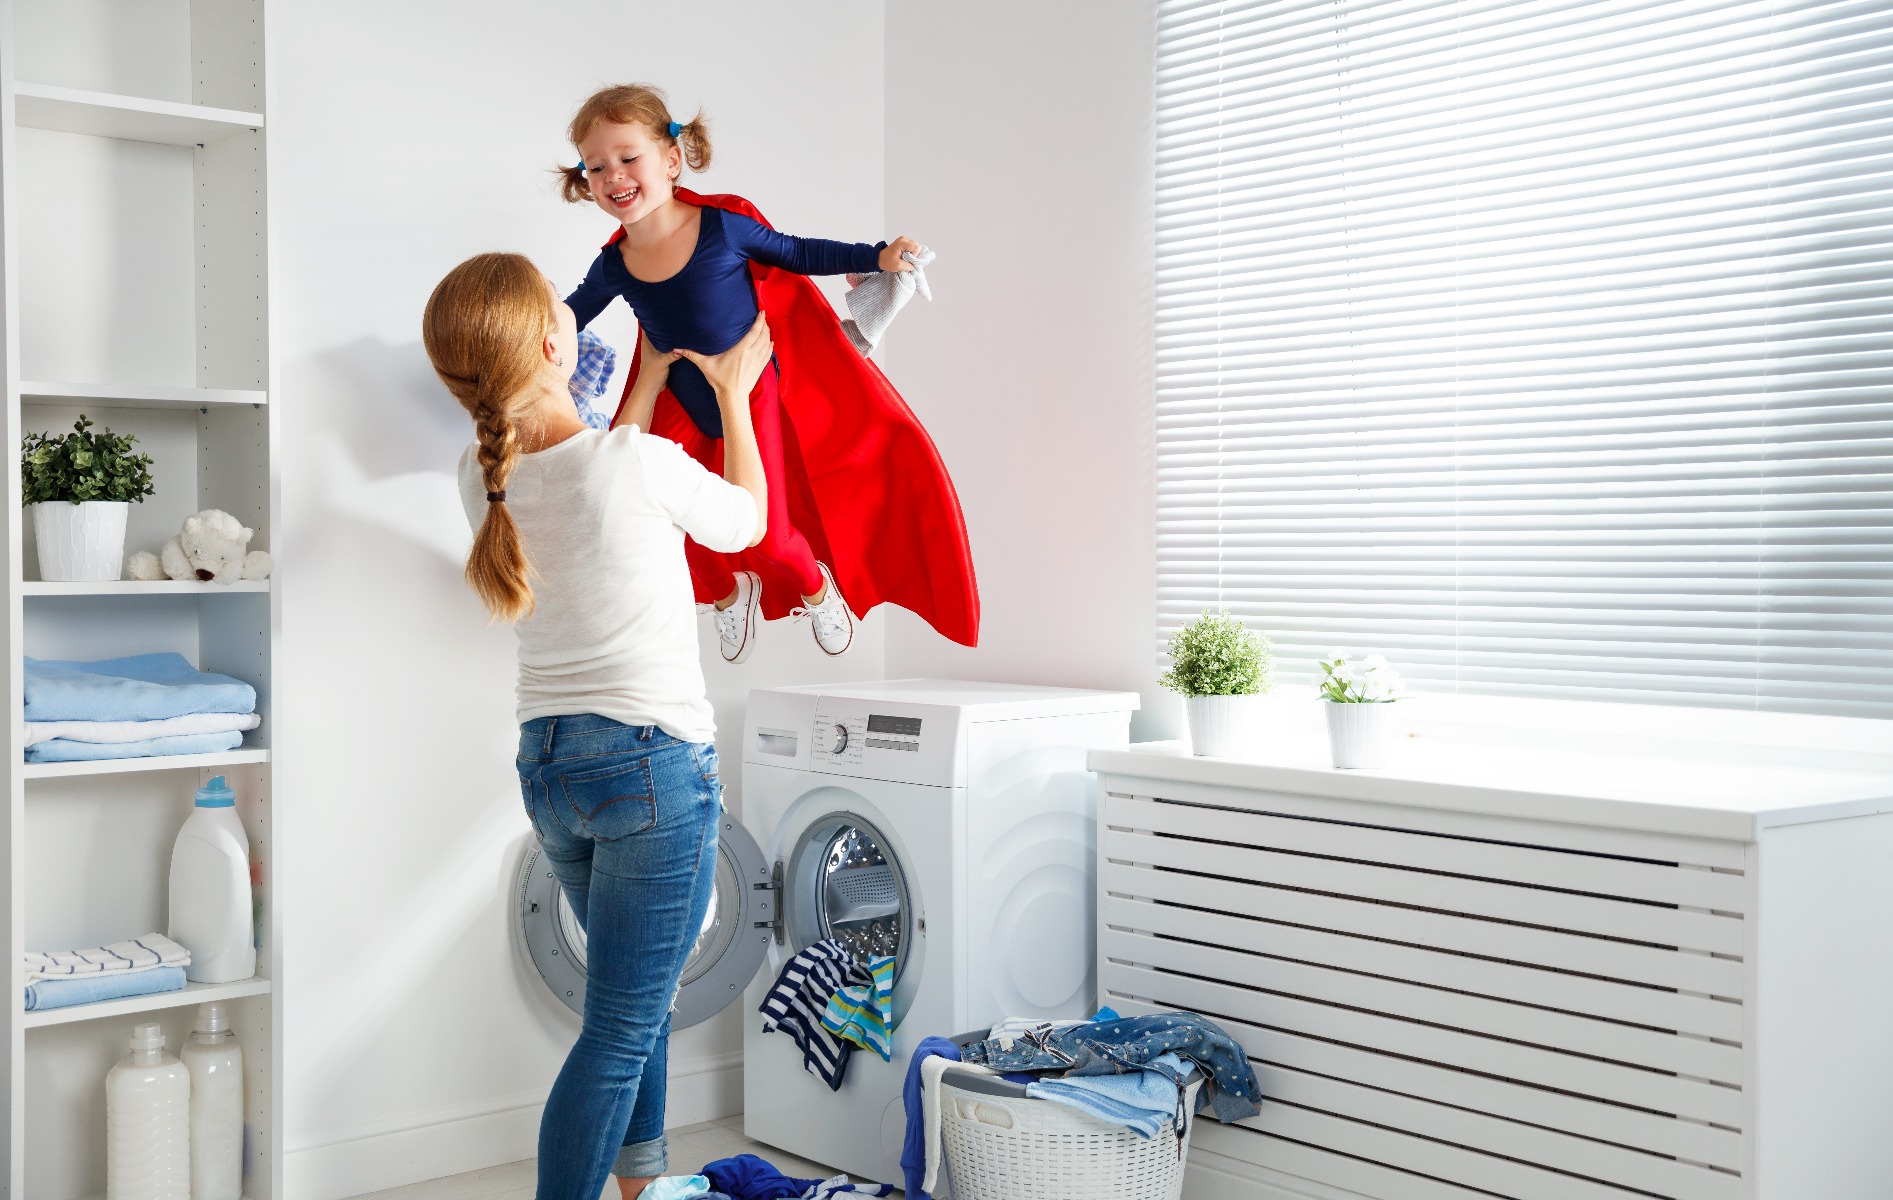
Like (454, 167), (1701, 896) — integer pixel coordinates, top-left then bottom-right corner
(937, 1067), (1203, 1200)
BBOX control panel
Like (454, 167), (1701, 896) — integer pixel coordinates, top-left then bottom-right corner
(865, 713), (923, 753)
(745, 686), (968, 787)
(812, 704), (867, 766)
(812, 707), (925, 764)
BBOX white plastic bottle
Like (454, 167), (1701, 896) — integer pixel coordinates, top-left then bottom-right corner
(106, 1022), (191, 1200)
(168, 776), (256, 983)
(180, 1002), (244, 1200)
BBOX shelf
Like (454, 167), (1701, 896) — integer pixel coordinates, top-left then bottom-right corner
(12, 83), (261, 146)
(20, 381), (267, 411)
(25, 976), (270, 1029)
(22, 580), (270, 597)
(23, 749), (268, 780)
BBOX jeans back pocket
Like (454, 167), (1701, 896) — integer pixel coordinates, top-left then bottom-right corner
(557, 756), (658, 840)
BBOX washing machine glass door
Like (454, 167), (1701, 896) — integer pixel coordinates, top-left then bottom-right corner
(782, 811), (915, 990)
(518, 809), (772, 1027)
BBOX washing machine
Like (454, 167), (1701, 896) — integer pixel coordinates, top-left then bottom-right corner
(517, 678), (1138, 1186)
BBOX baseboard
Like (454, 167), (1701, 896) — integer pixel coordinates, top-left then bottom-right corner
(285, 1053), (742, 1200)
(1184, 1142), (1374, 1200)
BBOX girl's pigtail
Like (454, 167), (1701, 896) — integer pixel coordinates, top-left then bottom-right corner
(678, 109), (712, 173)
(555, 162), (591, 204)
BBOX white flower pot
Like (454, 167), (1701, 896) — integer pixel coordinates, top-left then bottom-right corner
(1185, 694), (1263, 757)
(1324, 700), (1397, 768)
(31, 501), (130, 582)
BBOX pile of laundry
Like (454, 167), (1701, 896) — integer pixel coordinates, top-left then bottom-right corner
(899, 1009), (1264, 1200)
(23, 652), (260, 762)
(644, 1153), (892, 1199)
(21, 932), (190, 1011)
(758, 938), (896, 1089)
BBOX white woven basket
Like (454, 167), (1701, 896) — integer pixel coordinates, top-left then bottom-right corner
(939, 1075), (1202, 1200)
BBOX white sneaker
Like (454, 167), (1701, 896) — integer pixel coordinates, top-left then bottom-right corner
(712, 571), (762, 664)
(794, 563), (855, 656)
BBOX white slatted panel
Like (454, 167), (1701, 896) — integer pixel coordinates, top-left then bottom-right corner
(1155, 0), (1893, 717)
(1101, 787), (1752, 1199)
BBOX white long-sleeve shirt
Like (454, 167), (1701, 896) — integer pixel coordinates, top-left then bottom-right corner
(458, 426), (756, 743)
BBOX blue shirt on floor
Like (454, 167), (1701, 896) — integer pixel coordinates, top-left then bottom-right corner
(565, 205), (883, 438)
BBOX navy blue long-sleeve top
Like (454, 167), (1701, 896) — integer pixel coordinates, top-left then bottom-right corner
(565, 205), (883, 437)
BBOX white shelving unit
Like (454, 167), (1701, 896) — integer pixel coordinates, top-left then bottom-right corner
(0, 2), (279, 1197)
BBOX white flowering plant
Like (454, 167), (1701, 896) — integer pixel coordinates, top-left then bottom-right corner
(1162, 609), (1272, 697)
(1316, 652), (1404, 703)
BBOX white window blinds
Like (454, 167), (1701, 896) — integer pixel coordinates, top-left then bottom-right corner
(1156, 0), (1893, 718)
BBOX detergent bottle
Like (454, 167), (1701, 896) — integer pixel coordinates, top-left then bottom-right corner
(180, 1001), (244, 1200)
(167, 776), (256, 983)
(105, 1022), (190, 1199)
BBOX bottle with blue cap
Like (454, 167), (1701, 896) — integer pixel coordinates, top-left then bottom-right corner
(167, 776), (256, 984)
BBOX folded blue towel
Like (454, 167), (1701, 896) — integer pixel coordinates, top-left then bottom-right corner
(1024, 1052), (1187, 1138)
(26, 729), (245, 763)
(24, 654), (256, 723)
(24, 964), (187, 1011)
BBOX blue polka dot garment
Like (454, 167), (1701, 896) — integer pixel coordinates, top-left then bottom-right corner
(960, 1010), (1262, 1123)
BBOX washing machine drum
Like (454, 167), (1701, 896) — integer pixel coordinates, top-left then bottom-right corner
(518, 810), (773, 1027)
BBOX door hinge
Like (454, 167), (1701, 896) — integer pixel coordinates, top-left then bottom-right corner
(754, 860), (784, 945)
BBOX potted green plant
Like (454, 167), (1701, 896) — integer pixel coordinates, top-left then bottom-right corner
(22, 416), (156, 581)
(1162, 609), (1272, 756)
(1316, 651), (1405, 768)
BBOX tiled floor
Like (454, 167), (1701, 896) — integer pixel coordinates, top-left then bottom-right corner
(346, 1114), (874, 1200)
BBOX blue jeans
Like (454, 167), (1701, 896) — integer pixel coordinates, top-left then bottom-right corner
(517, 715), (723, 1198)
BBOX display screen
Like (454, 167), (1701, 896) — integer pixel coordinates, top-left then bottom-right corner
(866, 714), (922, 737)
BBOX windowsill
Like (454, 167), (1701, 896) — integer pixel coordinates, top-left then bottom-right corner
(1097, 692), (1893, 842)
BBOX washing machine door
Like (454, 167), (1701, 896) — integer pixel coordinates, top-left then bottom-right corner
(517, 809), (773, 1027)
(777, 807), (918, 1000)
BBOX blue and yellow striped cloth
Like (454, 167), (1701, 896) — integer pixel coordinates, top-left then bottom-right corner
(821, 954), (895, 1060)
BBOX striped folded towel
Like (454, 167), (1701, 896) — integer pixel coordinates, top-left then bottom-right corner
(822, 954), (896, 1061)
(23, 932), (191, 987)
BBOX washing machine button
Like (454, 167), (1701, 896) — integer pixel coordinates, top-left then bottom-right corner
(832, 723), (849, 754)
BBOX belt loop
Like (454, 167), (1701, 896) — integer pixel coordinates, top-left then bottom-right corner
(640, 724), (653, 741)
(542, 717), (557, 756)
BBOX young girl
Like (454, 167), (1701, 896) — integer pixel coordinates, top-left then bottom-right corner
(557, 84), (980, 662)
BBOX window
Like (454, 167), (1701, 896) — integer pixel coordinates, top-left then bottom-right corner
(1156, 0), (1893, 717)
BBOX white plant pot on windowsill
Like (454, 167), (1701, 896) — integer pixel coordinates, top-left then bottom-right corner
(31, 500), (130, 581)
(1324, 699), (1397, 769)
(1185, 694), (1264, 757)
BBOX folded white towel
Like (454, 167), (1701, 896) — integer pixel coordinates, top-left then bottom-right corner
(23, 932), (191, 987)
(24, 712), (261, 747)
(842, 247), (934, 355)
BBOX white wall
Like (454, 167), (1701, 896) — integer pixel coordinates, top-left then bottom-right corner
(269, 4), (887, 1196)
(879, 1), (1176, 741)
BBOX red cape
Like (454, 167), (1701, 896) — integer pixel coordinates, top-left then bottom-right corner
(607, 189), (980, 647)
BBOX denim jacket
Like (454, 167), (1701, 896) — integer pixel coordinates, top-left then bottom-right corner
(961, 1012), (1261, 1123)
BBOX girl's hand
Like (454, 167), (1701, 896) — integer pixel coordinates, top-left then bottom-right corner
(680, 313), (774, 403)
(879, 236), (923, 273)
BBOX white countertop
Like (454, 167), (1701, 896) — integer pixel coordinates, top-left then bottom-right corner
(1090, 727), (1893, 843)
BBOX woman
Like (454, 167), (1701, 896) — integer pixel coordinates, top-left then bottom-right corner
(423, 251), (771, 1200)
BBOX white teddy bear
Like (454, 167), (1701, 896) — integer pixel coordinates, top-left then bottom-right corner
(127, 509), (273, 585)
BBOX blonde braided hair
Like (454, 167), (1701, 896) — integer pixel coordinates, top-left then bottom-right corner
(422, 252), (553, 622)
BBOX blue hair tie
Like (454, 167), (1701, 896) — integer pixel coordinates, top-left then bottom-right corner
(668, 120), (683, 138)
